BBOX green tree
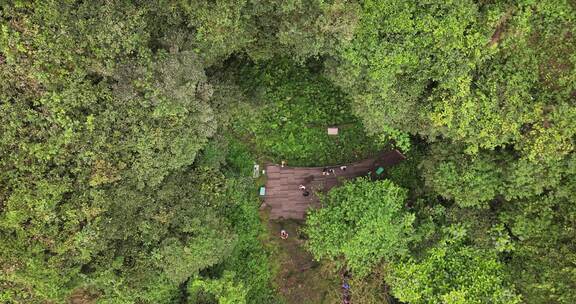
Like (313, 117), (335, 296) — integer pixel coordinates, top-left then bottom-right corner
(330, 1), (576, 161)
(189, 271), (247, 304)
(422, 143), (574, 208)
(388, 225), (521, 304)
(420, 146), (576, 303)
(305, 177), (415, 276)
(328, 0), (487, 146)
(0, 2), (271, 302)
(499, 185), (576, 303)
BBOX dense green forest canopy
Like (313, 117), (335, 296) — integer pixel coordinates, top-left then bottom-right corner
(1, 1), (575, 303)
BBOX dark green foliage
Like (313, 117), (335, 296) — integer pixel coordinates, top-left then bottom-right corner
(0, 2), (275, 303)
(196, 136), (230, 170)
(1, 0), (575, 303)
(218, 178), (279, 303)
(422, 142), (575, 208)
(176, 0), (360, 63)
(386, 143), (427, 198)
(224, 139), (255, 177)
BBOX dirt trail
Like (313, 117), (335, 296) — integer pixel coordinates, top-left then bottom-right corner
(267, 219), (339, 304)
(261, 150), (406, 303)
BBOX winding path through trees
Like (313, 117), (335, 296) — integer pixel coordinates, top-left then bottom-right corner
(263, 150), (406, 220)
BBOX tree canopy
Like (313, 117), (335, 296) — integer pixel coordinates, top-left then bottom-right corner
(305, 178), (414, 276)
(389, 225), (522, 304)
(1, 0), (575, 303)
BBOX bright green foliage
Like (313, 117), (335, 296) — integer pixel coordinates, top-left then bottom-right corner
(428, 2), (576, 159)
(329, 0), (487, 145)
(189, 271), (248, 304)
(1, 0), (576, 302)
(331, 1), (576, 162)
(234, 59), (381, 166)
(499, 184), (576, 304)
(305, 178), (414, 276)
(388, 226), (521, 304)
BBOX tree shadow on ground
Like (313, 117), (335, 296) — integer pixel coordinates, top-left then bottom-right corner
(265, 217), (340, 304)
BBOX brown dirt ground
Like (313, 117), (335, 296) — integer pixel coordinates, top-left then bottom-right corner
(264, 217), (341, 304)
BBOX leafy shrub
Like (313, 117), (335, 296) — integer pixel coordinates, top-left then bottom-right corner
(223, 138), (255, 177)
(304, 177), (415, 276)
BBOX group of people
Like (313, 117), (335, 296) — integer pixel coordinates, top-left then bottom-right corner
(281, 159), (347, 175)
(322, 165), (347, 176)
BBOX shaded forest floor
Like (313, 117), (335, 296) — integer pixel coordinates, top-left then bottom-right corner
(261, 213), (340, 304)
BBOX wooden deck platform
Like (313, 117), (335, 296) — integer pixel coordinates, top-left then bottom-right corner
(263, 150), (405, 220)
